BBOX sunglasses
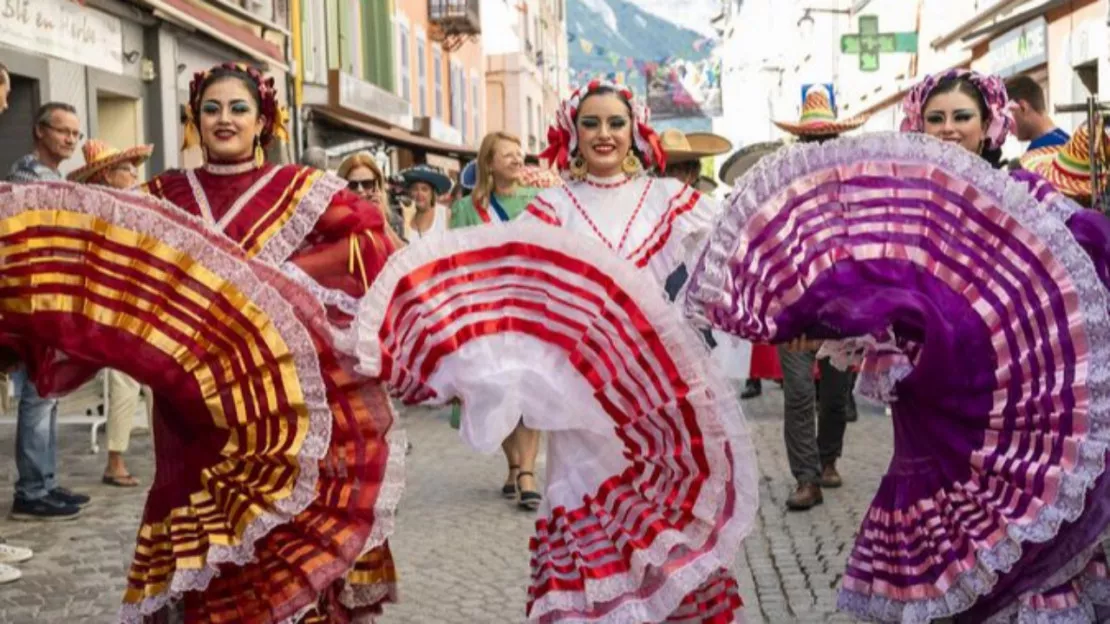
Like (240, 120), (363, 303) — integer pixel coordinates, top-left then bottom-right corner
(347, 179), (381, 191)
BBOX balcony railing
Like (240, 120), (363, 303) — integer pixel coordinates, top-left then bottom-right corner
(429, 0), (481, 36)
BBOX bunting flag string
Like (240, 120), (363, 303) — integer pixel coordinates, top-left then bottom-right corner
(567, 31), (715, 70)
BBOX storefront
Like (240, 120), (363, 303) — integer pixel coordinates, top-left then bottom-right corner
(0, 0), (149, 178)
(1047, 0), (1109, 132)
(305, 70), (475, 178)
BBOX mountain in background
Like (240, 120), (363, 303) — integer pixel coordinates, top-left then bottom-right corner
(567, 0), (716, 131)
(621, 0), (722, 37)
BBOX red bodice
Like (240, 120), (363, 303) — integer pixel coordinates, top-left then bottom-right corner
(145, 161), (394, 297)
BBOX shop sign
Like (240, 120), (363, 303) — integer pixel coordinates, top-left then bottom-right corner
(0, 0), (124, 74)
(983, 16), (1046, 78)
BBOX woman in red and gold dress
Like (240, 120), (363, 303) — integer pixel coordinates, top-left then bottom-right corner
(0, 62), (401, 622)
(129, 63), (406, 622)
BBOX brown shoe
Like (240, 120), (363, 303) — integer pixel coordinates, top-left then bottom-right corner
(820, 462), (843, 489)
(786, 482), (823, 511)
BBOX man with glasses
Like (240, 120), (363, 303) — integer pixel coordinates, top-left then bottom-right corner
(0, 62), (10, 115)
(5, 102), (90, 522)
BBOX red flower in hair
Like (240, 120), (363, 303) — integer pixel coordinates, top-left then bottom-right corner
(543, 78), (661, 172)
(187, 63), (286, 148)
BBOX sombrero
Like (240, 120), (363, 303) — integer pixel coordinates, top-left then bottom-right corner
(67, 139), (153, 183)
(694, 175), (719, 194)
(460, 159), (478, 190)
(773, 86), (867, 137)
(1022, 120), (1109, 202)
(399, 164), (453, 195)
(659, 129), (733, 163)
(718, 140), (788, 187)
(517, 165), (563, 188)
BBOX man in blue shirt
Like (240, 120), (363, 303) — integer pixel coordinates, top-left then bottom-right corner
(5, 102), (90, 524)
(1005, 75), (1069, 151)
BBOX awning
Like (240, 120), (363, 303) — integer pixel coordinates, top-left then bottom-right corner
(309, 105), (477, 159)
(960, 0), (1067, 43)
(931, 0), (1028, 49)
(139, 0), (287, 69)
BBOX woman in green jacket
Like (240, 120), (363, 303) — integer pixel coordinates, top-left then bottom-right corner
(449, 131), (545, 510)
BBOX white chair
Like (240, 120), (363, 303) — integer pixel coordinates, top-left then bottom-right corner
(1, 371), (149, 454)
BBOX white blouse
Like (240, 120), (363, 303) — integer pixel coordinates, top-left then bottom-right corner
(521, 172), (720, 286)
(408, 203), (450, 240)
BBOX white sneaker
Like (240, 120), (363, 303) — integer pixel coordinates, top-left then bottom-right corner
(0, 562), (20, 584)
(0, 543), (33, 564)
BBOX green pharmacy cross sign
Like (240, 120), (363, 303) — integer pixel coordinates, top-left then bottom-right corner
(841, 15), (919, 72)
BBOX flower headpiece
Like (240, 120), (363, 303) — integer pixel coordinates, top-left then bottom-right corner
(182, 63), (291, 150)
(899, 69), (1013, 150)
(539, 79), (666, 172)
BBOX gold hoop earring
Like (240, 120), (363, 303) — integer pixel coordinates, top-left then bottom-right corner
(621, 153), (642, 175)
(570, 155), (588, 180)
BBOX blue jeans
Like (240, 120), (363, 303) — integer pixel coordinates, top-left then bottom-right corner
(11, 365), (58, 500)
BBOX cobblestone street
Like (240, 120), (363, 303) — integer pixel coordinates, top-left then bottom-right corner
(0, 388), (892, 623)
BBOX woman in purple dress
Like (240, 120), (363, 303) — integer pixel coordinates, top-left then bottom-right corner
(686, 68), (1110, 622)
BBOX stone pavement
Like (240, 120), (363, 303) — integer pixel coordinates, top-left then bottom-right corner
(0, 388), (892, 623)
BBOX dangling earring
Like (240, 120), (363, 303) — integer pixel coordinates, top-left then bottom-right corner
(253, 135), (265, 167)
(621, 153), (642, 176)
(570, 154), (588, 180)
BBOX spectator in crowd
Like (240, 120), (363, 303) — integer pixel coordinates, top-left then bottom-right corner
(6, 102), (91, 523)
(1006, 75), (1069, 151)
(67, 138), (157, 487)
(337, 152), (404, 247)
(301, 146), (328, 170)
(0, 62), (10, 115)
(0, 62), (34, 586)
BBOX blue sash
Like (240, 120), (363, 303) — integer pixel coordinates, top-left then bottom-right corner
(489, 193), (511, 222)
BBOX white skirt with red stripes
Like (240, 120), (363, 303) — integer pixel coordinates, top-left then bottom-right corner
(355, 222), (758, 623)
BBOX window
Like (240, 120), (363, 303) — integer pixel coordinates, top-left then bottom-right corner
(416, 32), (427, 116)
(239, 0), (274, 21)
(301, 0), (327, 83)
(526, 95), (534, 140)
(433, 46), (443, 118)
(346, 0), (362, 77)
(397, 20), (411, 102)
(450, 62), (463, 133)
(471, 74), (481, 141)
(458, 66), (469, 142)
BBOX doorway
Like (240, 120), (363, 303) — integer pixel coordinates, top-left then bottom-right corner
(96, 93), (145, 180)
(0, 73), (41, 176)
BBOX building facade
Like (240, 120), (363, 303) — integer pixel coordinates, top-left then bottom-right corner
(297, 0), (483, 181)
(483, 0), (569, 157)
(0, 0), (293, 178)
(712, 0), (1110, 167)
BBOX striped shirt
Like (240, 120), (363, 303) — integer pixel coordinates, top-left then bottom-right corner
(8, 154), (62, 183)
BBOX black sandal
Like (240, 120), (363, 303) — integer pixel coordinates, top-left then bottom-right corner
(516, 471), (542, 511)
(502, 465), (520, 498)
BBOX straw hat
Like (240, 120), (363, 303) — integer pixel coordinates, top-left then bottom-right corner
(67, 139), (153, 183)
(718, 140), (789, 187)
(518, 165), (563, 188)
(773, 86), (867, 137)
(1022, 120), (1110, 201)
(399, 164), (453, 195)
(658, 129), (733, 164)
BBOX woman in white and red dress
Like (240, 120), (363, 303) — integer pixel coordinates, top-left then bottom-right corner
(353, 78), (757, 623)
(519, 79), (752, 621)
